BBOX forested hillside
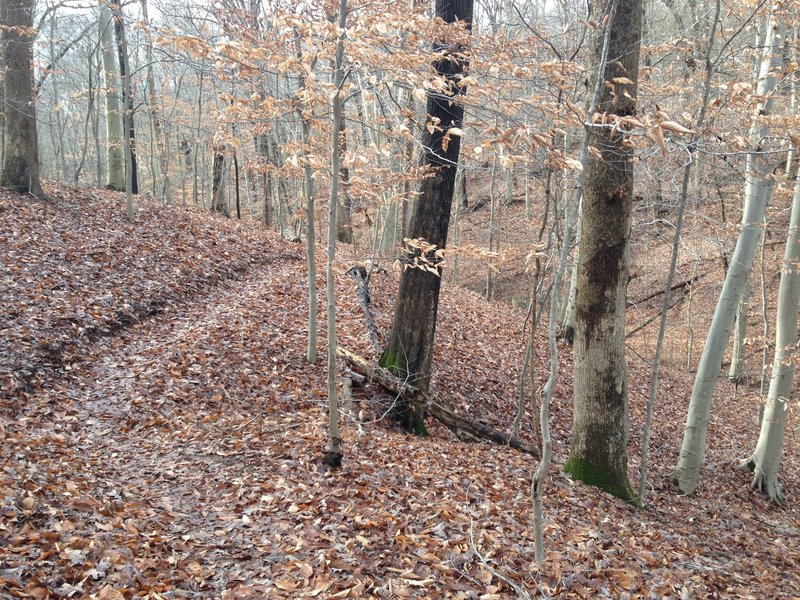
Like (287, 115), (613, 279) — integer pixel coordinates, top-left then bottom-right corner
(1, 187), (799, 598)
(3, 0), (800, 596)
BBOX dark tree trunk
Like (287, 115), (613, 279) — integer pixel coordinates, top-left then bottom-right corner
(211, 149), (228, 216)
(0, 0), (45, 198)
(378, 0), (473, 434)
(564, 0), (642, 503)
(111, 0), (138, 195)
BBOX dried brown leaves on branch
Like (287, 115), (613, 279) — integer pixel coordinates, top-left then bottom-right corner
(1, 186), (799, 598)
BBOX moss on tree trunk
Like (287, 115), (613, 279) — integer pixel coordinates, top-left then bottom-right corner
(567, 0), (641, 503)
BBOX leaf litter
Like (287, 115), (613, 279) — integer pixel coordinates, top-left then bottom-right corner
(1, 185), (799, 598)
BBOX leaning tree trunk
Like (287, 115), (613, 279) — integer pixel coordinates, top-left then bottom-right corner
(673, 12), (786, 495)
(378, 0), (473, 434)
(739, 173), (800, 504)
(564, 0), (641, 504)
(0, 0), (45, 198)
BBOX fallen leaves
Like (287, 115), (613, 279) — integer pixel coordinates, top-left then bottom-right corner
(1, 185), (798, 598)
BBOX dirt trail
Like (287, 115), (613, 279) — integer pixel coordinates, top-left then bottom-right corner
(4, 260), (333, 595)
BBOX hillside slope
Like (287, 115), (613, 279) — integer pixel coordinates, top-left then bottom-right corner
(1, 186), (798, 598)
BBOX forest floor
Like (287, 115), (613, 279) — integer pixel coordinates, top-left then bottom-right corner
(2, 185), (800, 599)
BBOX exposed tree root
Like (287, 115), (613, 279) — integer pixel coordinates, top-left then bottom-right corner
(737, 457), (785, 505)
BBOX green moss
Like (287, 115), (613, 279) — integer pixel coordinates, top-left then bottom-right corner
(378, 348), (408, 379)
(564, 457), (640, 506)
(406, 408), (429, 437)
(379, 349), (428, 436)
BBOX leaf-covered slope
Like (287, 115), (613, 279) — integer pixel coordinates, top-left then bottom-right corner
(1, 186), (799, 598)
(0, 185), (300, 397)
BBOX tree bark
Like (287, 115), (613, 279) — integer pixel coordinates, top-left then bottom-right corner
(211, 147), (228, 216)
(564, 0), (642, 504)
(141, 0), (168, 202)
(739, 174), (800, 504)
(728, 284), (750, 384)
(335, 114), (353, 244)
(323, 0), (348, 469)
(378, 0), (473, 434)
(110, 0), (138, 197)
(674, 12), (786, 495)
(1, 0), (45, 198)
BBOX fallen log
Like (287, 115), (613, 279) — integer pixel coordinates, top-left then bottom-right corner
(337, 346), (539, 457)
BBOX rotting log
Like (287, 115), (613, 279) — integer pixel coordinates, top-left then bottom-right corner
(337, 346), (539, 457)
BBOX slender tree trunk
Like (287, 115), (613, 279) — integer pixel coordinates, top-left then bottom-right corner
(674, 12), (786, 495)
(739, 175), (800, 504)
(335, 114), (353, 244)
(728, 284), (750, 384)
(639, 0), (721, 506)
(565, 0), (641, 504)
(110, 0), (138, 198)
(485, 137), (498, 301)
(758, 221), (771, 403)
(1, 0), (45, 198)
(378, 0), (473, 434)
(233, 150), (240, 219)
(322, 0), (348, 468)
(74, 40), (96, 185)
(211, 147), (228, 216)
(141, 0), (168, 202)
(561, 200), (581, 344)
(293, 48), (319, 363)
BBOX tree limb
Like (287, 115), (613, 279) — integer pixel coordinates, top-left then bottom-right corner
(337, 346), (539, 457)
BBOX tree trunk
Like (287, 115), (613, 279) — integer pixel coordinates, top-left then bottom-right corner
(561, 200), (581, 344)
(728, 284), (750, 384)
(674, 13), (786, 495)
(293, 51), (319, 363)
(256, 133), (272, 226)
(335, 113), (353, 244)
(378, 0), (473, 434)
(564, 0), (642, 504)
(739, 175), (800, 504)
(99, 3), (124, 191)
(211, 148), (228, 216)
(639, 0), (722, 507)
(1, 0), (45, 198)
(141, 0), (168, 202)
(322, 0), (348, 469)
(111, 0), (138, 197)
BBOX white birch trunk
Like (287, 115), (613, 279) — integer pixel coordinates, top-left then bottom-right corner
(740, 174), (800, 503)
(674, 13), (786, 494)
